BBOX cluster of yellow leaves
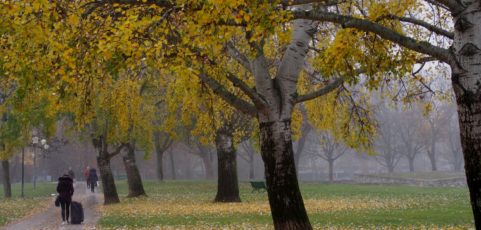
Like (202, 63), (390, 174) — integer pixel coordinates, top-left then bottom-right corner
(0, 198), (51, 226)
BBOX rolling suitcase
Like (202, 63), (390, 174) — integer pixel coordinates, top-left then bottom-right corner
(70, 201), (84, 224)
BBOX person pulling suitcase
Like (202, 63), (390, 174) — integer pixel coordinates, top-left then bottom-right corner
(56, 174), (74, 225)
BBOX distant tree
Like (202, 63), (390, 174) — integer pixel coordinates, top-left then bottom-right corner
(420, 104), (449, 171)
(445, 107), (464, 172)
(375, 107), (402, 173)
(314, 131), (349, 182)
(395, 107), (424, 172)
(239, 139), (257, 180)
(154, 131), (172, 181)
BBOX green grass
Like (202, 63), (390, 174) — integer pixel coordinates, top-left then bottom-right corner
(0, 182), (56, 226)
(372, 172), (466, 180)
(98, 181), (474, 229)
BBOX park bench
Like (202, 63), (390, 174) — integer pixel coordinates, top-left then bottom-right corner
(250, 181), (267, 192)
(116, 175), (127, 180)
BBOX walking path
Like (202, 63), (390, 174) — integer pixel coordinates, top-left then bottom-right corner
(2, 182), (102, 230)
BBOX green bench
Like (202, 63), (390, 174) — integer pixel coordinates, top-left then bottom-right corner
(250, 181), (267, 192)
(116, 175), (127, 180)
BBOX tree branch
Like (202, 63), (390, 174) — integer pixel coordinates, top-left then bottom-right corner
(225, 42), (252, 73)
(295, 78), (343, 104)
(428, 0), (464, 15)
(225, 72), (269, 113)
(293, 10), (453, 64)
(108, 143), (128, 159)
(381, 15), (453, 39)
(198, 73), (257, 117)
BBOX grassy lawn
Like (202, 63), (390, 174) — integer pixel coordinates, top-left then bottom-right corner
(372, 172), (466, 180)
(98, 181), (474, 229)
(0, 182), (56, 226)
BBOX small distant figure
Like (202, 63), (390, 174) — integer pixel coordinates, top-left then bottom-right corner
(83, 166), (90, 189)
(57, 174), (74, 225)
(88, 168), (99, 193)
(68, 167), (75, 181)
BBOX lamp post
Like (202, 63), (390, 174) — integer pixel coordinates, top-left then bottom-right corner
(31, 134), (48, 190)
(32, 136), (38, 190)
(21, 147), (24, 198)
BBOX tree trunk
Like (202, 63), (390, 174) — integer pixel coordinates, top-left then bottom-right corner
(1, 160), (11, 198)
(260, 120), (311, 229)
(169, 149), (176, 180)
(452, 4), (481, 227)
(428, 151), (437, 171)
(214, 129), (240, 202)
(249, 152), (255, 180)
(387, 164), (394, 173)
(408, 157), (415, 172)
(328, 160), (334, 182)
(156, 150), (164, 181)
(97, 155), (120, 205)
(123, 142), (146, 198)
(154, 132), (171, 181)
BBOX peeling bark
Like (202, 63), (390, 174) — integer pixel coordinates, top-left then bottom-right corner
(452, 3), (481, 227)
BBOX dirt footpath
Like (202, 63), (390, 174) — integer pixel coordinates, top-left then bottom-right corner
(2, 182), (102, 230)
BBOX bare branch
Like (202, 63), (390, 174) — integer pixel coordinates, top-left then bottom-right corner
(108, 143), (128, 159)
(381, 15), (453, 39)
(293, 10), (453, 64)
(295, 78), (343, 104)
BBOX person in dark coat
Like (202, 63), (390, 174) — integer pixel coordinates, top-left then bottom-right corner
(57, 174), (74, 225)
(88, 168), (98, 193)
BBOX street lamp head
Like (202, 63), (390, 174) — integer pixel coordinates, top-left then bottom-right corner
(41, 139), (47, 146)
(44, 144), (49, 150)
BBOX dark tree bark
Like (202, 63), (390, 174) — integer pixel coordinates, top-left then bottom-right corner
(123, 141), (146, 198)
(97, 154), (119, 204)
(260, 120), (311, 229)
(92, 136), (123, 205)
(214, 128), (240, 203)
(1, 160), (11, 198)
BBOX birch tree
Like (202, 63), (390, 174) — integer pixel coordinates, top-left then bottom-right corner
(292, 1), (481, 226)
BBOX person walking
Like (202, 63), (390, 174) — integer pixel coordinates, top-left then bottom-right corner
(83, 166), (90, 189)
(56, 174), (74, 225)
(88, 168), (98, 193)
